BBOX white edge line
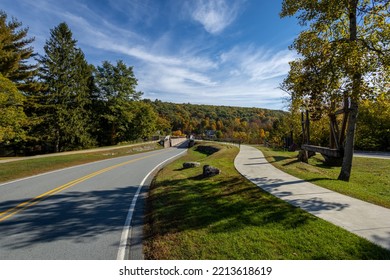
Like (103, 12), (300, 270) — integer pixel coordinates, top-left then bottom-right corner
(116, 149), (187, 260)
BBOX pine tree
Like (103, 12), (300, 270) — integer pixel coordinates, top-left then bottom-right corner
(0, 10), (40, 93)
(37, 22), (95, 152)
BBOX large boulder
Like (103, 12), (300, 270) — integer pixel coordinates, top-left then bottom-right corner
(203, 165), (221, 177)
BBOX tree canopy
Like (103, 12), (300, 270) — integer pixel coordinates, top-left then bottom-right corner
(92, 60), (143, 145)
(281, 0), (390, 181)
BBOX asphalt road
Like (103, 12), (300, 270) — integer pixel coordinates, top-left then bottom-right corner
(0, 146), (187, 260)
(354, 151), (390, 160)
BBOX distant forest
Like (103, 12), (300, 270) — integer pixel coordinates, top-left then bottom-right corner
(146, 99), (288, 143)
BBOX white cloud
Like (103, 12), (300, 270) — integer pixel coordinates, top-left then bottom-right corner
(190, 0), (242, 34)
(95, 40), (294, 110)
(220, 45), (297, 81)
(2, 0), (294, 110)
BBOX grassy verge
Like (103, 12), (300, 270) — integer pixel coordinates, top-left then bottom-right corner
(258, 147), (390, 209)
(0, 143), (161, 184)
(144, 143), (390, 259)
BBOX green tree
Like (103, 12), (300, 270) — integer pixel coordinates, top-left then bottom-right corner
(156, 116), (171, 136)
(0, 10), (40, 93)
(37, 22), (95, 152)
(281, 0), (390, 181)
(129, 102), (157, 140)
(0, 74), (28, 145)
(356, 92), (390, 150)
(93, 60), (142, 145)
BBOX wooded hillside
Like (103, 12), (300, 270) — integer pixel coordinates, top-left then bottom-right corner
(147, 100), (287, 143)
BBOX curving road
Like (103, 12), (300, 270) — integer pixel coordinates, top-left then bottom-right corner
(0, 146), (186, 260)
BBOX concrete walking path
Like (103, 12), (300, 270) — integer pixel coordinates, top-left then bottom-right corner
(234, 145), (390, 251)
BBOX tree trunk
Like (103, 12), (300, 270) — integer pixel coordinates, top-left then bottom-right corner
(54, 130), (60, 153)
(338, 99), (358, 181)
(338, 0), (359, 182)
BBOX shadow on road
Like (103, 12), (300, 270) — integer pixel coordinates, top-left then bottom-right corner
(0, 185), (138, 250)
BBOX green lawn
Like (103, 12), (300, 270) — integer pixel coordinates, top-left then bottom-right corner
(0, 143), (161, 184)
(144, 143), (390, 259)
(258, 147), (390, 209)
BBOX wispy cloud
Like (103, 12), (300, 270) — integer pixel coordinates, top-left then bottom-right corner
(190, 0), (243, 34)
(107, 0), (159, 27)
(2, 0), (295, 110)
(220, 45), (297, 81)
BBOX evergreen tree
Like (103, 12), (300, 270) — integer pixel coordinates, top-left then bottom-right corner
(37, 22), (95, 152)
(0, 10), (40, 93)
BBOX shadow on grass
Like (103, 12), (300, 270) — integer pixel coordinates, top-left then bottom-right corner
(312, 161), (340, 170)
(147, 176), (303, 234)
(282, 159), (300, 166)
(194, 145), (220, 156)
(147, 174), (346, 235)
(145, 173), (390, 259)
(145, 144), (390, 260)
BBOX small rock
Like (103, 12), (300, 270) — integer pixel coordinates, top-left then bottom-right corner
(183, 162), (201, 168)
(203, 165), (221, 177)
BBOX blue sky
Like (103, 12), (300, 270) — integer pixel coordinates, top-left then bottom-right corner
(2, 0), (303, 110)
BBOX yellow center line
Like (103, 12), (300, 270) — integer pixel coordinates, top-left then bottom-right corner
(0, 150), (168, 223)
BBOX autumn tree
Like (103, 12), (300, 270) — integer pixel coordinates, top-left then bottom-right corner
(281, 0), (390, 181)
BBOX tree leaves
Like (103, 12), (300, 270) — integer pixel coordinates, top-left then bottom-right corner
(281, 0), (390, 180)
(0, 74), (28, 143)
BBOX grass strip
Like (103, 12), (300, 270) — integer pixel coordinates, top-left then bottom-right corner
(144, 143), (390, 259)
(0, 143), (161, 184)
(258, 147), (390, 209)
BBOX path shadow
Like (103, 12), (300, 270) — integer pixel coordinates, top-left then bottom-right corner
(247, 176), (349, 213)
(286, 197), (349, 212)
(371, 231), (390, 252)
